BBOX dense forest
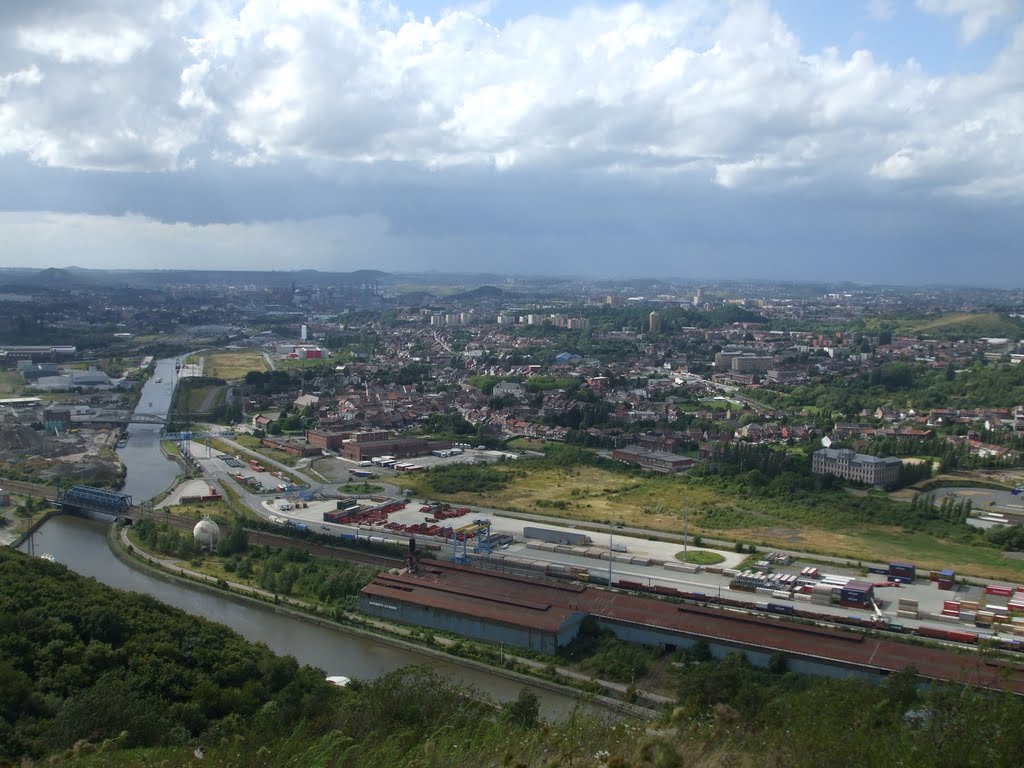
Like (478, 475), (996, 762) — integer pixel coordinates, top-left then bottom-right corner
(6, 547), (1024, 766)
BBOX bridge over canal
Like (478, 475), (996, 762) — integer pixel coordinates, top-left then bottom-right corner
(55, 485), (150, 518)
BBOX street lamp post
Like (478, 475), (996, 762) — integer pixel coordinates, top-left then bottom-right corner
(682, 497), (689, 563)
(608, 520), (613, 586)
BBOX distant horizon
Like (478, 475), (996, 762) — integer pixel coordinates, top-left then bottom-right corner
(1, 264), (1022, 294)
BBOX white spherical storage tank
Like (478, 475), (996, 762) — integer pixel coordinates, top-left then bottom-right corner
(193, 515), (221, 550)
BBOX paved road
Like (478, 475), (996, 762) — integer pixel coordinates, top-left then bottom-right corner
(932, 486), (1024, 516)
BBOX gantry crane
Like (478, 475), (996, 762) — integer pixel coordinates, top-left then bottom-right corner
(450, 519), (493, 564)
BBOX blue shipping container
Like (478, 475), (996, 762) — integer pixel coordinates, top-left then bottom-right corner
(889, 562), (916, 578)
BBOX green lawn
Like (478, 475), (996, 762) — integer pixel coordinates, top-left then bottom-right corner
(674, 550), (726, 566)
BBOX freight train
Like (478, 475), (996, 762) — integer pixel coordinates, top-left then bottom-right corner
(605, 579), (1024, 652)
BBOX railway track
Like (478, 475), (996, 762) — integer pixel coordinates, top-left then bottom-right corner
(0, 478), (59, 500)
(136, 510), (403, 569)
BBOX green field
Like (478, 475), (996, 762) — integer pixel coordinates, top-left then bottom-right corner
(203, 350), (268, 380)
(899, 312), (1024, 340)
(397, 460), (1024, 580)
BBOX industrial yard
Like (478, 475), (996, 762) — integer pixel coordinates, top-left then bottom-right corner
(250, 486), (1024, 653)
(138, 427), (1024, 704)
(176, 435), (1024, 658)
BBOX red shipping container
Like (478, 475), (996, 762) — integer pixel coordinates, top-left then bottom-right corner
(946, 631), (979, 644)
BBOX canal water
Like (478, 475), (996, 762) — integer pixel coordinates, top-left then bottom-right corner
(116, 356), (182, 503)
(28, 357), (591, 720)
(27, 515), (586, 718)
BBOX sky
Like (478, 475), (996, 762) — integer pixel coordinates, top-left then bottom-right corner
(1, 0), (1022, 285)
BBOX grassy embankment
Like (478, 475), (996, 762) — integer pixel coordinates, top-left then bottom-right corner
(0, 494), (52, 539)
(122, 518), (673, 697)
(396, 459), (1024, 580)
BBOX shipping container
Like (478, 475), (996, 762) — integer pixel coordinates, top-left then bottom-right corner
(889, 562), (916, 580)
(986, 585), (1014, 597)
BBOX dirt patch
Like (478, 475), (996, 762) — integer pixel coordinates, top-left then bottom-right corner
(889, 488), (917, 501)
(0, 424), (123, 486)
(311, 457), (353, 482)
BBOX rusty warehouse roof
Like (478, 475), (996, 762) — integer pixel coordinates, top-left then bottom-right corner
(362, 562), (588, 633)
(364, 561), (1024, 693)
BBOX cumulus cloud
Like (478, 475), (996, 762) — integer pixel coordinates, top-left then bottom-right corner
(0, 0), (1020, 199)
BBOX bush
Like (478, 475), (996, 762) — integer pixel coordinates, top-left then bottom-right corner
(424, 464), (510, 494)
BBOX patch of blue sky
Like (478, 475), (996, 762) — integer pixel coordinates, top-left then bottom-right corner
(764, 0), (1014, 74)
(396, 1), (1016, 74)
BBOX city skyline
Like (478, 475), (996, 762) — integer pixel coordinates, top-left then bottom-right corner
(1, 1), (1022, 285)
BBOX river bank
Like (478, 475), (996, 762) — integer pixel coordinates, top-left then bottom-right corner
(109, 520), (665, 719)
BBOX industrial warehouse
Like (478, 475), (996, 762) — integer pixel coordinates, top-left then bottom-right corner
(361, 558), (1024, 695)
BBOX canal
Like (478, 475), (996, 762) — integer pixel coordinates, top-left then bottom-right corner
(30, 357), (592, 720)
(115, 356), (183, 503)
(28, 515), (588, 719)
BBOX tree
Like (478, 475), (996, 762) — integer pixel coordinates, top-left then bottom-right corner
(217, 518), (247, 556)
(502, 687), (540, 728)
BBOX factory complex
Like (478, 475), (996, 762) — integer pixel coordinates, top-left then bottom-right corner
(361, 558), (1024, 694)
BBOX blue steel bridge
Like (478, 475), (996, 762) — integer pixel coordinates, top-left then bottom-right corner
(56, 485), (135, 517)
